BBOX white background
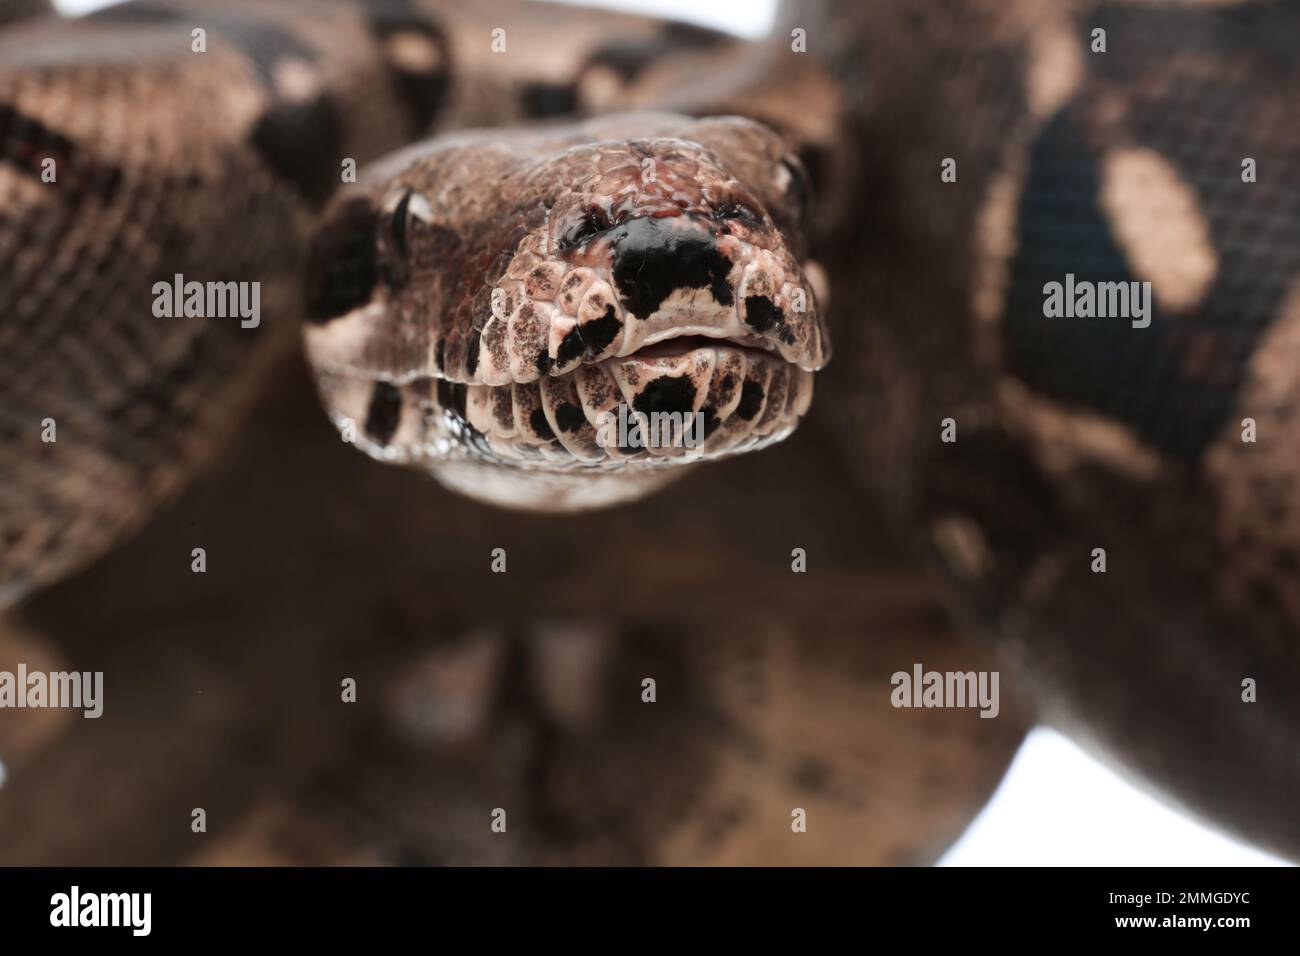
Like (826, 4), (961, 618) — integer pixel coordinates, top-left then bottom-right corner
(49, 0), (1291, 866)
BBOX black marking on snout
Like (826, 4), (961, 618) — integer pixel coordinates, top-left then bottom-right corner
(611, 217), (734, 319)
(365, 381), (403, 445)
(556, 327), (587, 367)
(632, 376), (697, 416)
(556, 305), (621, 366)
(743, 295), (798, 347)
(742, 295), (782, 334)
(304, 196), (380, 323)
(585, 307), (623, 353)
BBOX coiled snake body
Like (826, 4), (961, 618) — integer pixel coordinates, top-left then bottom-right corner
(0, 0), (1298, 863)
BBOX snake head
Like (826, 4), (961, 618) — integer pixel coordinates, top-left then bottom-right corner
(303, 114), (829, 511)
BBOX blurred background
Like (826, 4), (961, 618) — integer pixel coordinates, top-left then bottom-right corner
(47, 0), (1291, 867)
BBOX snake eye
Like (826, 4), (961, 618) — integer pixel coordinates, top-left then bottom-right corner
(379, 185), (434, 288)
(559, 206), (614, 251)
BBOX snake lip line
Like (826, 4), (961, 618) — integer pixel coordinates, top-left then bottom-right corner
(614, 332), (781, 363)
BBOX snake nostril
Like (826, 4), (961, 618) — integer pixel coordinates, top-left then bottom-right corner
(558, 206), (613, 251)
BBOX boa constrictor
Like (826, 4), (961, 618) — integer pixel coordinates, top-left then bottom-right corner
(0, 0), (1296, 862)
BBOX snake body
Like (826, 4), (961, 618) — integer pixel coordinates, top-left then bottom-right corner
(798, 0), (1300, 858)
(0, 0), (1298, 862)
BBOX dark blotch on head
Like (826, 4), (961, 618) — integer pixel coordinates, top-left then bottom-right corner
(556, 326), (587, 367)
(304, 196), (380, 323)
(736, 380), (764, 421)
(611, 217), (734, 319)
(584, 306), (622, 353)
(632, 375), (696, 416)
(529, 407), (556, 441)
(743, 294), (783, 334)
(535, 351), (553, 376)
(555, 402), (586, 433)
(559, 305), (622, 366)
(364, 381), (403, 445)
